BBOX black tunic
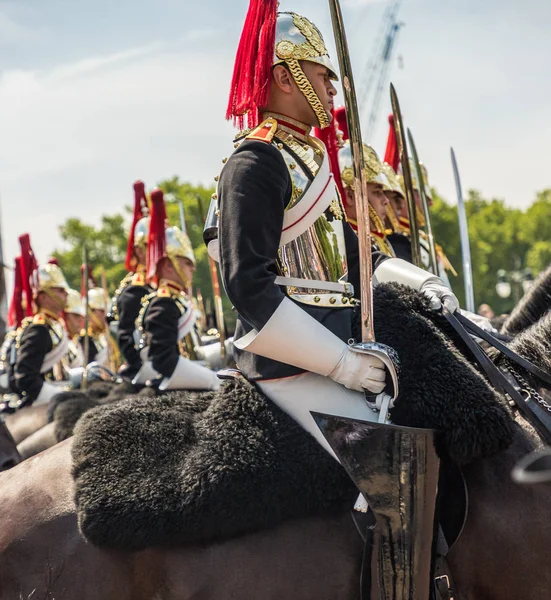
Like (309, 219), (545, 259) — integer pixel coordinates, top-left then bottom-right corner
(14, 323), (52, 401)
(387, 232), (413, 263)
(144, 296), (181, 378)
(117, 284), (151, 377)
(218, 138), (388, 381)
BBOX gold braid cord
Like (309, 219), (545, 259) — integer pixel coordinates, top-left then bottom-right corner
(385, 204), (404, 233)
(369, 206), (394, 256)
(286, 59), (330, 129)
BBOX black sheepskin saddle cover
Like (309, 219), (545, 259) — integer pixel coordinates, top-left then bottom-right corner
(72, 283), (513, 551)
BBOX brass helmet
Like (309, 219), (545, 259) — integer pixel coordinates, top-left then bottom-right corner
(36, 263), (70, 293)
(381, 162), (405, 197)
(88, 288), (107, 312)
(274, 13), (338, 80)
(133, 216), (149, 249)
(66, 289), (85, 316)
(165, 226), (196, 267)
(338, 141), (390, 189)
(227, 1), (338, 130)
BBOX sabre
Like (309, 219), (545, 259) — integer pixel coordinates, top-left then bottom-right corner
(407, 128), (438, 275)
(390, 84), (422, 268)
(197, 196), (226, 362)
(327, 0), (374, 342)
(178, 200), (186, 235)
(81, 245), (90, 391)
(451, 148), (475, 312)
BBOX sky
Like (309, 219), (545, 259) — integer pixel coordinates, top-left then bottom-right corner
(0, 0), (550, 282)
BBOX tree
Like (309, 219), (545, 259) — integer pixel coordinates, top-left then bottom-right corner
(52, 178), (235, 329)
(53, 215), (128, 293)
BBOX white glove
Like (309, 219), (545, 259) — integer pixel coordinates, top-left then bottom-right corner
(420, 280), (460, 312)
(459, 309), (497, 334)
(328, 347), (387, 394)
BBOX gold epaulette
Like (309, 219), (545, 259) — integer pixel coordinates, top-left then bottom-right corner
(33, 314), (46, 325)
(157, 287), (171, 298)
(131, 272), (146, 286)
(245, 117), (278, 144)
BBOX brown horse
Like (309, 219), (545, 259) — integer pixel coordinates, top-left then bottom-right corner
(0, 411), (550, 600)
(4, 404), (49, 444)
(0, 419), (20, 471)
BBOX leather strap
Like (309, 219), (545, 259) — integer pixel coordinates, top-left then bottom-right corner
(455, 311), (551, 386)
(274, 276), (353, 295)
(443, 309), (551, 444)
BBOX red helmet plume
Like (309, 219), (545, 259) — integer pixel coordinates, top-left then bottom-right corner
(146, 189), (167, 281)
(18, 234), (38, 317)
(384, 114), (399, 172)
(126, 180), (148, 271)
(314, 108), (346, 204)
(8, 256), (24, 328)
(80, 264), (97, 298)
(333, 106), (350, 142)
(226, 0), (278, 130)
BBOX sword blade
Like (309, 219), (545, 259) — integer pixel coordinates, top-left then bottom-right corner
(407, 128), (438, 274)
(390, 84), (422, 268)
(328, 0), (374, 343)
(82, 245), (90, 390)
(451, 148), (475, 312)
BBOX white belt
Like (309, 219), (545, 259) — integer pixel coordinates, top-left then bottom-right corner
(274, 276), (354, 296)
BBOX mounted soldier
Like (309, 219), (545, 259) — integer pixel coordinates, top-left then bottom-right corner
(63, 289), (86, 371)
(108, 180), (154, 381)
(133, 189), (220, 391)
(383, 115), (456, 286)
(8, 235), (71, 408)
(82, 287), (120, 371)
(207, 0), (460, 457)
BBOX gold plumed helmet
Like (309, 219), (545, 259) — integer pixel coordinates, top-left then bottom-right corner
(66, 289), (85, 316)
(88, 288), (107, 312)
(165, 226), (196, 267)
(133, 216), (149, 249)
(227, 2), (338, 130)
(338, 141), (390, 189)
(37, 263), (70, 292)
(381, 162), (405, 197)
(274, 13), (338, 80)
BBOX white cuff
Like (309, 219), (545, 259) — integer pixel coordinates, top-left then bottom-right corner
(234, 297), (346, 376)
(373, 258), (439, 290)
(159, 356), (220, 391)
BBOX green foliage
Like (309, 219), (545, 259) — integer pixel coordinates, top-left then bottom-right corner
(431, 188), (551, 315)
(52, 214), (128, 294)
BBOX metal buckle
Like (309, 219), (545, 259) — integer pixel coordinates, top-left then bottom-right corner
(434, 574), (454, 600)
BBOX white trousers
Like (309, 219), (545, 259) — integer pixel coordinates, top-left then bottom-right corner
(258, 372), (380, 461)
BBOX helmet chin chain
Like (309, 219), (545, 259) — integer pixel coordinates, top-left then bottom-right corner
(41, 289), (67, 313)
(170, 258), (191, 295)
(285, 59), (330, 130)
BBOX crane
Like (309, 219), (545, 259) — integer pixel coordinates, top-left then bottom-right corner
(358, 0), (404, 140)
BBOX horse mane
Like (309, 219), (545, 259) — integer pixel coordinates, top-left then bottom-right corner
(502, 264), (551, 336)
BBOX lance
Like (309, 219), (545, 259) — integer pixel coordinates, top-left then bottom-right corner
(407, 129), (438, 275)
(81, 245), (90, 391)
(451, 147), (475, 312)
(390, 84), (422, 268)
(197, 195), (226, 362)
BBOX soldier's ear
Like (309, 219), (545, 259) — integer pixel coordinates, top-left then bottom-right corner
(272, 65), (294, 94)
(344, 186), (355, 208)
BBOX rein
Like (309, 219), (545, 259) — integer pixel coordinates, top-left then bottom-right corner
(443, 309), (551, 445)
